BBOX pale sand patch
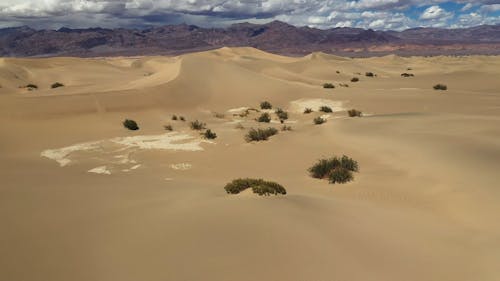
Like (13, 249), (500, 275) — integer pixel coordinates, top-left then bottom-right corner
(289, 98), (345, 113)
(88, 166), (111, 175)
(320, 114), (332, 120)
(170, 163), (192, 170)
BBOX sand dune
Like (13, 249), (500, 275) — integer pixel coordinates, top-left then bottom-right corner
(1, 47), (500, 281)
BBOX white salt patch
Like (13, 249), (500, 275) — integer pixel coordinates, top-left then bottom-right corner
(130, 164), (141, 170)
(227, 107), (249, 113)
(88, 166), (111, 175)
(41, 141), (100, 167)
(41, 132), (213, 167)
(170, 163), (192, 170)
(320, 114), (331, 120)
(289, 98), (345, 113)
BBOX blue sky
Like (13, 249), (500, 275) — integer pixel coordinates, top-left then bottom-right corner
(0, 1), (499, 30)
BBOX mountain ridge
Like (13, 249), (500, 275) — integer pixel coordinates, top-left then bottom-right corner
(1, 21), (500, 57)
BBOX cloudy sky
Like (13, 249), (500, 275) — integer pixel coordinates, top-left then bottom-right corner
(0, 0), (499, 31)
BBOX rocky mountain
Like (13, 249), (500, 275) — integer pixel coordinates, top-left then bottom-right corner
(1, 21), (499, 57)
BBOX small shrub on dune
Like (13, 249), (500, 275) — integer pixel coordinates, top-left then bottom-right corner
(172, 115), (178, 121)
(51, 82), (64, 89)
(319, 106), (333, 113)
(401, 73), (414, 77)
(304, 108), (313, 114)
(245, 127), (278, 142)
(313, 117), (326, 125)
(281, 125), (292, 131)
(25, 84), (38, 90)
(123, 119), (139, 130)
(323, 83), (335, 89)
(164, 124), (173, 131)
(190, 120), (206, 130)
(224, 178), (286, 196)
(433, 84), (447, 91)
(365, 72), (374, 77)
(336, 70), (341, 74)
(275, 108), (289, 121)
(213, 112), (225, 119)
(203, 129), (217, 139)
(347, 109), (362, 117)
(257, 112), (271, 123)
(260, 101), (273, 110)
(339, 83), (349, 87)
(308, 155), (359, 184)
(351, 77), (359, 82)
(180, 116), (186, 121)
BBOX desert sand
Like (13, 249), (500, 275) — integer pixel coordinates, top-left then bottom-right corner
(1, 47), (499, 281)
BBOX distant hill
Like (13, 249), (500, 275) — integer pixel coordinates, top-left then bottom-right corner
(1, 21), (499, 57)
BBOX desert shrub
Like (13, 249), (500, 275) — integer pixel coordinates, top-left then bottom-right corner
(260, 101), (273, 110)
(224, 178), (286, 196)
(319, 106), (333, 113)
(433, 84), (447, 90)
(339, 83), (349, 87)
(308, 155), (358, 184)
(328, 168), (354, 184)
(164, 124), (173, 131)
(347, 109), (362, 117)
(257, 112), (271, 123)
(51, 82), (64, 88)
(281, 125), (292, 131)
(323, 83), (335, 89)
(275, 108), (288, 120)
(190, 120), (206, 130)
(304, 108), (313, 114)
(25, 84), (38, 90)
(123, 119), (139, 130)
(336, 70), (340, 74)
(203, 129), (217, 139)
(313, 117), (326, 125)
(351, 77), (359, 82)
(179, 116), (186, 121)
(365, 72), (374, 77)
(245, 127), (278, 142)
(401, 73), (414, 77)
(172, 115), (178, 121)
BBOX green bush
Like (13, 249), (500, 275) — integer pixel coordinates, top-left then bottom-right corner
(190, 120), (206, 130)
(203, 129), (217, 139)
(328, 168), (354, 184)
(224, 178), (286, 196)
(51, 82), (64, 89)
(275, 108), (288, 120)
(260, 101), (273, 109)
(323, 83), (335, 89)
(433, 84), (447, 90)
(25, 84), (38, 90)
(313, 117), (326, 125)
(164, 124), (173, 131)
(123, 119), (139, 130)
(319, 106), (333, 113)
(308, 155), (359, 184)
(257, 112), (271, 123)
(351, 77), (359, 82)
(304, 108), (313, 114)
(347, 109), (362, 117)
(245, 127), (278, 142)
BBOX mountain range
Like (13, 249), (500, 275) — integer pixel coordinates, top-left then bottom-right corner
(1, 21), (499, 57)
